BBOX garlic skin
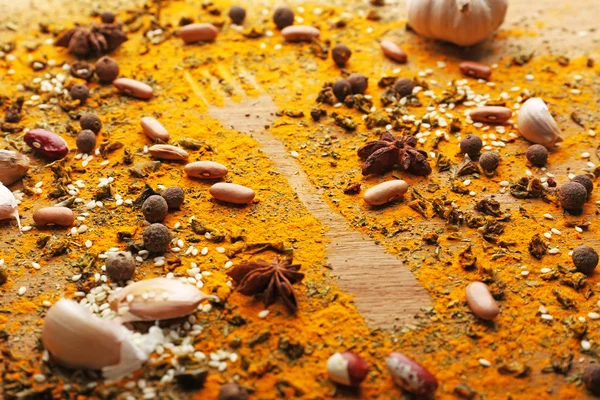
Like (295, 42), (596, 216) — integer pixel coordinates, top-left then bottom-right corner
(0, 182), (21, 232)
(517, 98), (564, 149)
(42, 299), (163, 379)
(0, 150), (30, 186)
(406, 0), (508, 46)
(110, 277), (209, 322)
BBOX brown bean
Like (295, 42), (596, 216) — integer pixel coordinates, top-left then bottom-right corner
(179, 23), (218, 43)
(380, 40), (407, 63)
(466, 281), (499, 320)
(24, 129), (69, 160)
(113, 78), (153, 100)
(148, 145), (189, 161)
(141, 117), (170, 141)
(459, 61), (492, 80)
(386, 352), (438, 396)
(363, 180), (408, 206)
(0, 150), (30, 186)
(281, 25), (320, 42)
(209, 182), (255, 204)
(468, 106), (512, 124)
(184, 161), (228, 179)
(33, 207), (75, 227)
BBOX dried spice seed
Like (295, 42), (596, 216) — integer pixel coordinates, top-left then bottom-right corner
(273, 7), (294, 30)
(526, 144), (548, 167)
(228, 6), (246, 25)
(459, 134), (483, 158)
(571, 175), (593, 197)
(143, 223), (172, 253)
(393, 78), (414, 97)
(70, 84), (89, 102)
(95, 56), (119, 83)
(218, 382), (249, 400)
(347, 73), (368, 94)
(558, 182), (587, 211)
(572, 245), (598, 275)
(331, 43), (352, 67)
(332, 80), (352, 102)
(100, 12), (115, 24)
(80, 113), (102, 134)
(161, 186), (185, 209)
(105, 251), (135, 281)
(55, 22), (127, 57)
(142, 195), (169, 223)
(479, 151), (501, 172)
(75, 130), (97, 154)
(70, 61), (94, 81)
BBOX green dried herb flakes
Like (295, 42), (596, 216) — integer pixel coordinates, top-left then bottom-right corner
(331, 113), (356, 131)
(98, 140), (124, 158)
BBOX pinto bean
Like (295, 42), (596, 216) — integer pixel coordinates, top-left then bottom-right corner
(24, 129), (69, 160)
(380, 40), (407, 63)
(113, 78), (153, 100)
(386, 352), (438, 396)
(33, 207), (75, 227)
(178, 23), (218, 43)
(459, 61), (492, 80)
(141, 117), (170, 141)
(468, 106), (512, 124)
(281, 26), (320, 42)
(363, 180), (408, 206)
(184, 161), (228, 179)
(466, 281), (499, 320)
(148, 145), (189, 161)
(209, 182), (255, 204)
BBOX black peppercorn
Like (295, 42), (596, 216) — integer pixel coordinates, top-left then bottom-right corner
(162, 186), (185, 210)
(479, 151), (501, 172)
(70, 61), (94, 81)
(70, 84), (89, 102)
(95, 56), (119, 83)
(393, 78), (414, 98)
(558, 182), (587, 211)
(332, 80), (352, 102)
(347, 73), (368, 94)
(100, 11), (115, 24)
(526, 144), (548, 167)
(228, 6), (246, 24)
(219, 383), (249, 400)
(584, 364), (600, 395)
(76, 130), (97, 154)
(142, 195), (169, 223)
(273, 7), (294, 30)
(331, 44), (352, 67)
(571, 175), (593, 197)
(572, 245), (599, 275)
(143, 223), (172, 253)
(105, 251), (135, 281)
(459, 134), (483, 157)
(80, 113), (102, 134)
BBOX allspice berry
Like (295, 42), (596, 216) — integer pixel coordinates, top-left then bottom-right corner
(479, 151), (501, 172)
(572, 175), (593, 197)
(162, 186), (185, 210)
(572, 245), (599, 275)
(584, 364), (600, 395)
(526, 144), (548, 167)
(70, 84), (89, 102)
(143, 223), (172, 253)
(347, 73), (368, 94)
(218, 383), (249, 400)
(558, 182), (587, 211)
(76, 130), (97, 154)
(332, 80), (352, 102)
(105, 251), (135, 281)
(95, 56), (119, 83)
(80, 113), (102, 134)
(331, 44), (352, 67)
(393, 78), (414, 98)
(142, 195), (169, 223)
(273, 7), (294, 30)
(100, 11), (116, 24)
(459, 134), (483, 157)
(228, 6), (246, 25)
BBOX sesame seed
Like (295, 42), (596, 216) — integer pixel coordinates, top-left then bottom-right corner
(18, 286), (27, 296)
(541, 314), (553, 321)
(588, 312), (600, 320)
(32, 262), (41, 270)
(551, 228), (561, 235)
(258, 310), (269, 319)
(540, 268), (551, 273)
(543, 232), (552, 239)
(72, 274), (82, 282)
(581, 340), (591, 351)
(479, 358), (492, 367)
(543, 214), (553, 220)
(216, 247), (225, 254)
(548, 248), (560, 254)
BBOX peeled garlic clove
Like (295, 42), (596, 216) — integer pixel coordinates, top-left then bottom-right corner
(0, 150), (30, 185)
(406, 0), (508, 46)
(517, 98), (564, 149)
(0, 182), (21, 232)
(42, 299), (162, 379)
(110, 277), (209, 322)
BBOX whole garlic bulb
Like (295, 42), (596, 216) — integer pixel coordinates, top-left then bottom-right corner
(517, 98), (564, 149)
(0, 182), (21, 232)
(406, 0), (508, 46)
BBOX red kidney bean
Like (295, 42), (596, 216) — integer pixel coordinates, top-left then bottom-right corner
(380, 40), (407, 63)
(24, 129), (69, 160)
(386, 352), (438, 396)
(179, 23), (218, 43)
(113, 78), (153, 100)
(468, 106), (512, 124)
(459, 61), (492, 80)
(281, 26), (320, 42)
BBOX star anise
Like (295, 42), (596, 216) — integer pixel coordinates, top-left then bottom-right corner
(227, 258), (304, 313)
(357, 131), (432, 176)
(55, 23), (128, 57)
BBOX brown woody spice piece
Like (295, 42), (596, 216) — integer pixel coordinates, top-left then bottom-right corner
(332, 80), (352, 102)
(526, 144), (548, 167)
(459, 134), (483, 157)
(105, 251), (136, 281)
(572, 245), (598, 275)
(228, 6), (246, 25)
(393, 77), (414, 97)
(143, 223), (172, 253)
(571, 175), (593, 196)
(347, 73), (368, 94)
(558, 182), (587, 211)
(95, 56), (119, 83)
(331, 43), (352, 67)
(273, 7), (294, 29)
(142, 195), (169, 223)
(80, 113), (102, 134)
(161, 186), (185, 209)
(70, 84), (89, 101)
(218, 382), (249, 400)
(479, 151), (501, 172)
(75, 130), (97, 154)
(459, 61), (492, 80)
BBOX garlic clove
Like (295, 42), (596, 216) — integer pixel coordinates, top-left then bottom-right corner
(517, 98), (564, 149)
(42, 299), (162, 379)
(0, 182), (21, 232)
(0, 150), (30, 186)
(110, 277), (209, 322)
